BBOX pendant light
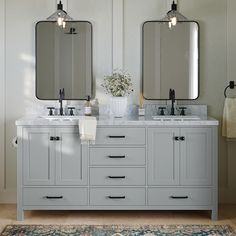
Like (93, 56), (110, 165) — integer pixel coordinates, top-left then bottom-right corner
(47, 1), (73, 28)
(162, 1), (187, 28)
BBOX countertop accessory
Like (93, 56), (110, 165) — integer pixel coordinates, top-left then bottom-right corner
(224, 81), (235, 98)
(102, 70), (133, 118)
(138, 94), (145, 116)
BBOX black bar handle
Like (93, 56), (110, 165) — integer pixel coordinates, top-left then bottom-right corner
(174, 136), (180, 141)
(108, 176), (126, 179)
(180, 136), (185, 141)
(108, 155), (126, 159)
(108, 136), (126, 139)
(170, 196), (188, 199)
(45, 196), (63, 199)
(108, 196), (126, 199)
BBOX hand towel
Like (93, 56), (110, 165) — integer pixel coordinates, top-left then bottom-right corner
(222, 98), (236, 138)
(78, 116), (97, 144)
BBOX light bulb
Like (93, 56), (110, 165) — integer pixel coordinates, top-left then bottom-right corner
(62, 21), (66, 28)
(171, 16), (177, 26)
(57, 17), (64, 26)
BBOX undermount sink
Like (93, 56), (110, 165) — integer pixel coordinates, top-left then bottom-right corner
(40, 116), (81, 121)
(152, 116), (201, 121)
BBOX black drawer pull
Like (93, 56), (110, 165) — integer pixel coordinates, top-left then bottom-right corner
(108, 176), (126, 179)
(50, 137), (60, 141)
(170, 196), (189, 199)
(174, 136), (180, 141)
(108, 136), (126, 139)
(108, 196), (126, 199)
(45, 196), (63, 199)
(108, 155), (126, 159)
(180, 136), (185, 141)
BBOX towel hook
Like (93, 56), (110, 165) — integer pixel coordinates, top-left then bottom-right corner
(224, 81), (235, 98)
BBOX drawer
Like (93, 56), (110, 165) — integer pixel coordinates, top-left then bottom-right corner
(90, 167), (145, 186)
(90, 147), (145, 166)
(148, 188), (212, 206)
(95, 128), (145, 145)
(23, 187), (87, 206)
(90, 188), (146, 206)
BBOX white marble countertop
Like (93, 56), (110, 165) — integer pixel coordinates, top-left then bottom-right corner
(15, 115), (219, 126)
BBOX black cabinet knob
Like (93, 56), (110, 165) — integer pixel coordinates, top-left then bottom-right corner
(174, 137), (180, 141)
(180, 136), (185, 141)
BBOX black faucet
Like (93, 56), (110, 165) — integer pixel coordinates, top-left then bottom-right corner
(169, 89), (175, 116)
(59, 88), (65, 116)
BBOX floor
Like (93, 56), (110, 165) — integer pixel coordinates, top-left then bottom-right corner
(0, 204), (236, 232)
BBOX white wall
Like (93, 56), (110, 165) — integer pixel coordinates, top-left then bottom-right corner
(0, 0), (235, 204)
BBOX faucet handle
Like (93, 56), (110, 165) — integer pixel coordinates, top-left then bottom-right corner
(68, 107), (75, 116)
(158, 107), (166, 116)
(47, 107), (55, 116)
(179, 107), (187, 116)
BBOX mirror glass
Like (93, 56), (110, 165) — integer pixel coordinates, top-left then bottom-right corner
(142, 21), (199, 100)
(36, 21), (93, 100)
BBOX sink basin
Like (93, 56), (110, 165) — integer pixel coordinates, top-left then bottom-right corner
(40, 116), (81, 121)
(152, 116), (201, 121)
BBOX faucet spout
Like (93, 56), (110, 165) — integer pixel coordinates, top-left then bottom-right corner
(59, 88), (65, 116)
(169, 89), (175, 116)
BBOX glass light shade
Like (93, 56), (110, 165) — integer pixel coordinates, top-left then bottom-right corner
(161, 1), (187, 28)
(47, 1), (73, 28)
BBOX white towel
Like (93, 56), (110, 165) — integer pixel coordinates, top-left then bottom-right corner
(222, 98), (236, 138)
(78, 116), (97, 144)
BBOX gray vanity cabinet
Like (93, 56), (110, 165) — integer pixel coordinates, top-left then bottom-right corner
(55, 128), (87, 186)
(22, 127), (87, 186)
(17, 122), (218, 221)
(23, 127), (55, 186)
(147, 127), (212, 186)
(147, 128), (180, 185)
(180, 128), (212, 186)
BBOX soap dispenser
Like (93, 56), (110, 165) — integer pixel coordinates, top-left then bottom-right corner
(84, 96), (92, 116)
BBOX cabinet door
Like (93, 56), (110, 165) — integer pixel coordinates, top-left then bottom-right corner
(147, 128), (180, 185)
(180, 128), (212, 186)
(23, 127), (55, 185)
(55, 127), (87, 185)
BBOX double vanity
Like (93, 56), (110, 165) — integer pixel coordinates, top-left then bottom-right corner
(16, 112), (218, 221)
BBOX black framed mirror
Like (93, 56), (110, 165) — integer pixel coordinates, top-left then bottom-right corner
(142, 21), (199, 100)
(36, 21), (93, 100)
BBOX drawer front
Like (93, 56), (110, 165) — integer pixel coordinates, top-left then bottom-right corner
(90, 147), (146, 166)
(95, 128), (145, 145)
(90, 188), (146, 206)
(148, 188), (212, 206)
(90, 168), (145, 186)
(23, 188), (87, 206)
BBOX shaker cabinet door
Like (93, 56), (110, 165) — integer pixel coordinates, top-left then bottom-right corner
(55, 128), (87, 185)
(23, 127), (55, 185)
(147, 128), (180, 185)
(180, 128), (212, 186)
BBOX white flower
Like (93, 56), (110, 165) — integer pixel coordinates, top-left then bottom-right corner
(101, 70), (134, 97)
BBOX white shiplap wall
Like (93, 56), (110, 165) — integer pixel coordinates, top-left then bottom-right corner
(0, 0), (236, 204)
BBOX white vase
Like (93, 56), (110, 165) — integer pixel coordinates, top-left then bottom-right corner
(110, 96), (128, 118)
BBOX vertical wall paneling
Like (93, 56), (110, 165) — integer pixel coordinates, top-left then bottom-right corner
(0, 0), (6, 190)
(112, 0), (124, 70)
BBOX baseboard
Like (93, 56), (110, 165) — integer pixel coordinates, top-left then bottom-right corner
(0, 188), (16, 203)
